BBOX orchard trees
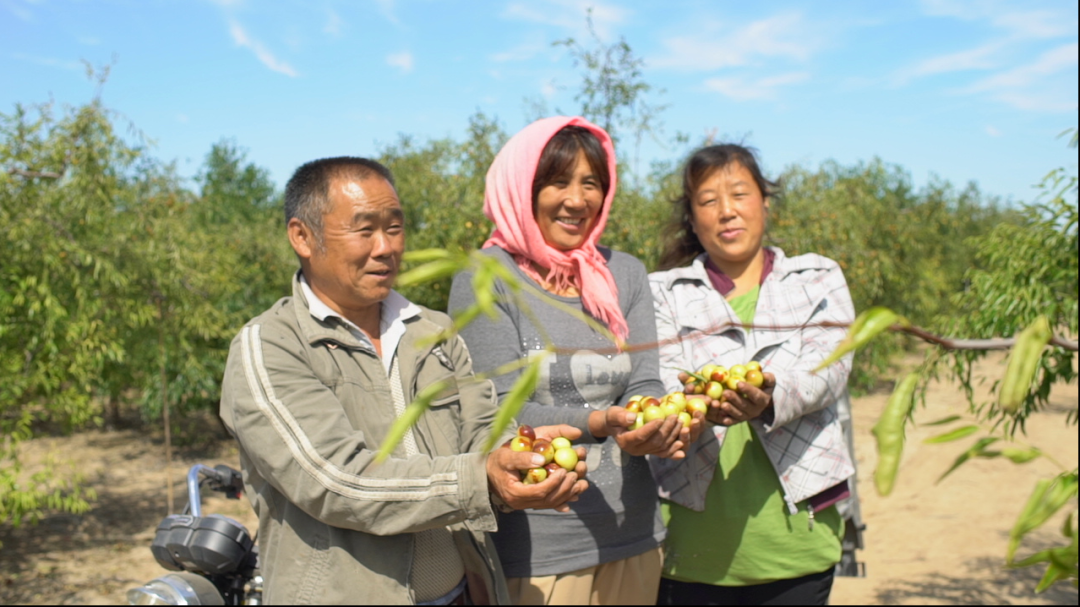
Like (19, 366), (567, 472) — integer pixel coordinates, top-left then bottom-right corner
(0, 100), (295, 527)
(773, 159), (1017, 392)
(1, 99), (135, 528)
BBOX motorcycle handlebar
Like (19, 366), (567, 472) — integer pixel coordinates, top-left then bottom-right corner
(185, 464), (244, 517)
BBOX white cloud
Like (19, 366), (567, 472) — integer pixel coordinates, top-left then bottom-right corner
(374, 0), (399, 25)
(956, 43), (1078, 112)
(177, 114), (190, 124)
(703, 71), (810, 101)
(991, 10), (1074, 40)
(387, 51), (414, 73)
(78, 36), (100, 46)
(652, 12), (821, 71)
(490, 39), (547, 63)
(985, 125), (1001, 137)
(894, 1), (1075, 87)
(3, 0), (34, 21)
(229, 21), (298, 77)
(963, 42), (1077, 92)
(324, 8), (343, 36)
(11, 52), (81, 70)
(502, 0), (629, 40)
(892, 40), (1003, 85)
(920, 0), (1074, 39)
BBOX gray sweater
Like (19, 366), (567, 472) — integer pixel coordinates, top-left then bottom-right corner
(448, 246), (666, 577)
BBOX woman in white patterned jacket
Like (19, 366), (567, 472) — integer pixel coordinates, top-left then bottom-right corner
(648, 144), (857, 606)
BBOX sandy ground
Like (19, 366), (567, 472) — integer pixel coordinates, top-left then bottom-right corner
(1, 354), (1076, 605)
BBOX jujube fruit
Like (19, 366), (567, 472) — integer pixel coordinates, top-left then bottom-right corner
(550, 437), (572, 451)
(554, 447), (579, 471)
(523, 467), (548, 484)
(532, 439), (555, 464)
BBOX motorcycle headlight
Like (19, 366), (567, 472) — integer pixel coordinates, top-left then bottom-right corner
(127, 573), (224, 605)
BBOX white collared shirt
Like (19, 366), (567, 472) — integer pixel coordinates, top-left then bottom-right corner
(299, 273), (421, 376)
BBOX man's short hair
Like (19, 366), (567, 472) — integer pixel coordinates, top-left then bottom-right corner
(284, 157), (396, 251)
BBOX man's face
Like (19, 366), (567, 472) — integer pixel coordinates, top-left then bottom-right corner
(299, 175), (405, 320)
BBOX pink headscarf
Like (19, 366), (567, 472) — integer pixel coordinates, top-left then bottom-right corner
(482, 116), (628, 344)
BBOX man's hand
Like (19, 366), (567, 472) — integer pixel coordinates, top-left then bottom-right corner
(707, 372), (777, 426)
(486, 424), (588, 513)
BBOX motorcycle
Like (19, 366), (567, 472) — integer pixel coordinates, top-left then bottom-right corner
(127, 464), (262, 605)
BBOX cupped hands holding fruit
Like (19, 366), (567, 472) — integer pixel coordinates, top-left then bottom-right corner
(587, 396), (707, 460)
(679, 361), (777, 426)
(488, 424), (589, 513)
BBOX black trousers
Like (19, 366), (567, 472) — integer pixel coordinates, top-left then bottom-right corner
(656, 569), (835, 606)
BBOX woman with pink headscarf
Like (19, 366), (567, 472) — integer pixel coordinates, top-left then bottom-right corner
(449, 117), (702, 605)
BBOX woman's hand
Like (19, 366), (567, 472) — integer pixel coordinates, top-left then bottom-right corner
(589, 406), (688, 459)
(707, 372), (777, 426)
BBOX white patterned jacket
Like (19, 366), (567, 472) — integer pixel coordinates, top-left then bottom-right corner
(648, 248), (856, 515)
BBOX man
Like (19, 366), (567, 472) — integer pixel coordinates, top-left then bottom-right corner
(219, 157), (587, 605)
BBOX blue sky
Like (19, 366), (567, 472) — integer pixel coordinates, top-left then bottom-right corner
(3, 0), (1077, 204)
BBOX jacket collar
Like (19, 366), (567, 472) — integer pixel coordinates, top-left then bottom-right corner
(658, 247), (834, 341)
(659, 247), (812, 290)
(291, 271), (421, 353)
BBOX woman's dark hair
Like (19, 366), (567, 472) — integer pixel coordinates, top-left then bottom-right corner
(657, 144), (779, 271)
(532, 126), (611, 209)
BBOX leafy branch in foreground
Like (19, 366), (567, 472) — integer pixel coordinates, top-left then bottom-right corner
(817, 130), (1077, 590)
(818, 309), (1076, 591)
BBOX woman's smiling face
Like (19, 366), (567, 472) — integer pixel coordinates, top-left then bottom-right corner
(534, 150), (605, 251)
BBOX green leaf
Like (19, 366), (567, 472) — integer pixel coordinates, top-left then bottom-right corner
(374, 379), (450, 463)
(1008, 472), (1080, 562)
(1009, 478), (1053, 563)
(1010, 547), (1055, 568)
(472, 265), (497, 318)
(923, 414), (962, 427)
(936, 437), (1000, 483)
(1001, 447), (1042, 464)
(482, 354), (545, 453)
(871, 372), (919, 496)
(395, 259), (462, 288)
(924, 425), (979, 444)
(998, 316), (1053, 413)
(1035, 560), (1072, 593)
(814, 307), (909, 372)
(676, 367), (708, 384)
(403, 248), (453, 263)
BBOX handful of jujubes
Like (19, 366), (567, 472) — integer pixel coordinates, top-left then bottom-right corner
(683, 361), (765, 399)
(624, 392), (708, 431)
(511, 425), (580, 485)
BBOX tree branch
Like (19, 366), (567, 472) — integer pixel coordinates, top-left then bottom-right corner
(550, 320), (1080, 356)
(7, 167), (65, 179)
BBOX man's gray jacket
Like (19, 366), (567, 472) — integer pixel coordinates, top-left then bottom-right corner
(219, 275), (511, 604)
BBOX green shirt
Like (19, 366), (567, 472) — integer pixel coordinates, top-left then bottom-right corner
(661, 286), (843, 586)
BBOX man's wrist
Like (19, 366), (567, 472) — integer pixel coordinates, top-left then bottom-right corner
(490, 491), (515, 514)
